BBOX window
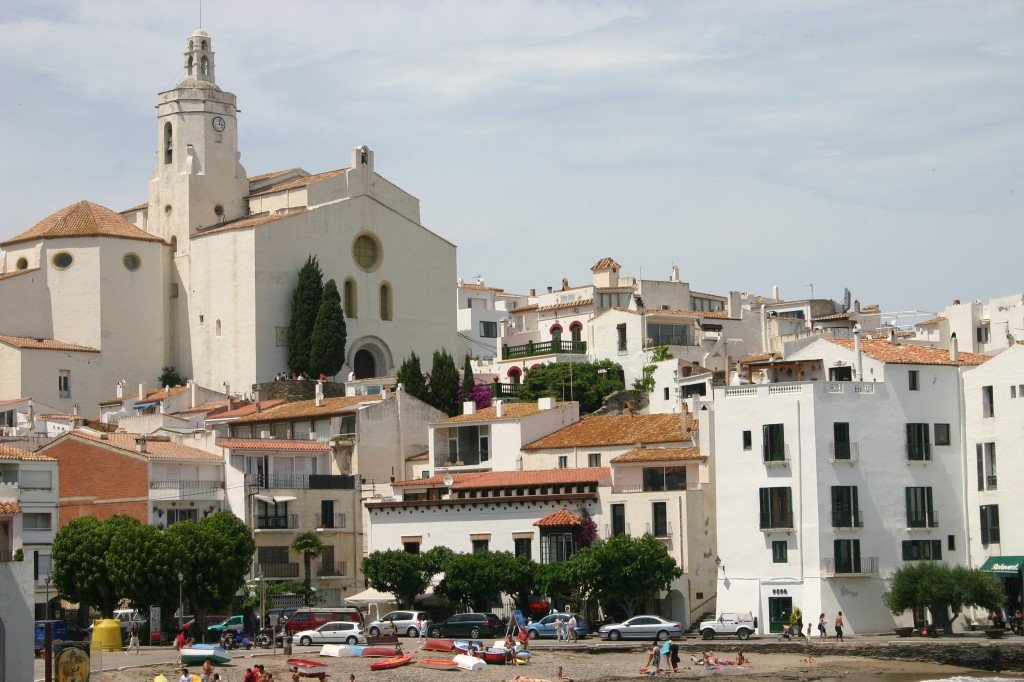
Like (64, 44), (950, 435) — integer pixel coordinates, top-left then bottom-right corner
(550, 325), (562, 342)
(742, 430), (752, 450)
(588, 453), (601, 467)
(479, 321), (498, 338)
(444, 425), (490, 465)
(643, 467), (665, 492)
(762, 423), (785, 462)
(171, 283), (179, 299)
(58, 370), (71, 399)
(166, 508), (198, 525)
(905, 423), (931, 461)
(934, 423), (951, 446)
(663, 387), (670, 400)
(908, 370), (919, 391)
(52, 252), (73, 270)
(902, 539), (942, 561)
(611, 504), (626, 536)
(982, 385), (994, 418)
(343, 278), (357, 318)
(947, 534), (956, 551)
(759, 487), (793, 529)
(256, 500), (291, 529)
(980, 505), (1000, 546)
(1013, 386), (1018, 399)
(215, 319), (222, 337)
(651, 502), (668, 537)
(164, 122), (172, 164)
(557, 455), (568, 469)
(514, 537), (532, 558)
(647, 323), (694, 347)
(570, 322), (582, 343)
(20, 470), (52, 490)
(616, 323), (627, 351)
(977, 326), (990, 344)
(772, 540), (788, 563)
(905, 487), (936, 528)
(379, 283), (392, 321)
(352, 234), (381, 271)
(258, 546), (289, 564)
(641, 467), (686, 492)
(15, 257), (28, 270)
(540, 532), (575, 563)
(472, 539), (489, 553)
(403, 542), (420, 554)
(830, 486), (861, 527)
(833, 422), (851, 459)
(23, 513), (52, 531)
(123, 253), (141, 271)
(834, 539), (862, 573)
(976, 443), (996, 490)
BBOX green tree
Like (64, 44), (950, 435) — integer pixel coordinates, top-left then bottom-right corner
(168, 512), (255, 640)
(291, 532), (326, 601)
(462, 355), (475, 398)
(158, 366), (187, 387)
(396, 352), (428, 402)
(51, 515), (138, 619)
(884, 563), (1003, 633)
(287, 255), (324, 375)
(632, 346), (673, 394)
(537, 547), (600, 615)
(362, 550), (433, 608)
(437, 551), (508, 612)
(428, 349), (461, 416)
(517, 359), (625, 413)
(587, 534), (682, 618)
(308, 279), (347, 378)
(107, 519), (184, 620)
(493, 553), (538, 612)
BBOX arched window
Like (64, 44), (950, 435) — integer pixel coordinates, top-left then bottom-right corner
(507, 367), (522, 386)
(550, 324), (563, 343)
(201, 40), (208, 50)
(569, 321), (583, 343)
(354, 349), (376, 379)
(170, 236), (178, 253)
(200, 56), (209, 77)
(163, 122), (173, 164)
(379, 283), (392, 321)
(343, 278), (357, 318)
(186, 55), (194, 76)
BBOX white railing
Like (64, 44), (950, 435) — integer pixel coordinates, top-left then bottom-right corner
(822, 556), (879, 576)
(724, 387), (758, 397)
(645, 521), (673, 538)
(768, 385), (804, 395)
(828, 441), (859, 463)
(854, 384), (875, 394)
(825, 382), (845, 394)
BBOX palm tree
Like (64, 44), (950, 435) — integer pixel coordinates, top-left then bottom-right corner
(291, 532), (326, 598)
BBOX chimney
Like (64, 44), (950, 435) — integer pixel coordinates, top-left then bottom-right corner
(529, 288), (536, 297)
(159, 401), (166, 415)
(382, 387), (392, 400)
(315, 381), (324, 407)
(950, 332), (959, 362)
(72, 403), (79, 420)
(463, 401), (476, 415)
(624, 400), (634, 416)
(670, 265), (680, 282)
(190, 380), (197, 408)
(547, 286), (553, 293)
(495, 400), (505, 418)
(854, 299), (861, 313)
(888, 327), (898, 345)
(27, 399), (34, 423)
(853, 325), (863, 381)
(953, 299), (961, 305)
(562, 278), (569, 291)
(457, 277), (464, 286)
(138, 381), (146, 401)
(396, 383), (405, 394)
(537, 397), (555, 411)
(116, 381), (125, 400)
(223, 382), (232, 409)
(137, 437), (147, 454)
(772, 285), (779, 300)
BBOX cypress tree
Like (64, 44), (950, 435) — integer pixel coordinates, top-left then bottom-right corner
(429, 349), (461, 417)
(462, 354), (474, 398)
(286, 256), (324, 375)
(309, 279), (347, 378)
(396, 352), (428, 402)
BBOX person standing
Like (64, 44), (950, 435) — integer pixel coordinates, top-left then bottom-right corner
(554, 614), (564, 642)
(834, 611), (845, 641)
(127, 620), (140, 655)
(567, 614), (578, 643)
(817, 613), (828, 640)
(174, 629), (186, 664)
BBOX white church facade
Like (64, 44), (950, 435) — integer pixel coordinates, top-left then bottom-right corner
(0, 29), (457, 412)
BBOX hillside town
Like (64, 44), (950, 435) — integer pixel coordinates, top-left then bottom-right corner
(1, 23), (1022, 682)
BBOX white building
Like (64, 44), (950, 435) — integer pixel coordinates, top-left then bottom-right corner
(457, 279), (530, 362)
(711, 335), (988, 635)
(963, 342), (1024, 614)
(0, 27), (458, 412)
(0, 472), (34, 682)
(915, 294), (1024, 356)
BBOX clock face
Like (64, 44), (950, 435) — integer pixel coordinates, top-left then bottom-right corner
(212, 116), (226, 132)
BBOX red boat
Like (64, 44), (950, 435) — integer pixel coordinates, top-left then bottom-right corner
(419, 658), (460, 670)
(482, 648), (512, 664)
(361, 646), (402, 658)
(284, 658), (327, 677)
(370, 652), (415, 671)
(422, 638), (455, 652)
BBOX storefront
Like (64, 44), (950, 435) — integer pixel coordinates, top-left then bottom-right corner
(980, 556), (1023, 613)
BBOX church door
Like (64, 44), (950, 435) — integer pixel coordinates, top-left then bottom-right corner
(354, 349), (376, 379)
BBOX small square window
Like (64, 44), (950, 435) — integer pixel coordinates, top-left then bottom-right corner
(58, 370), (71, 399)
(557, 455), (568, 469)
(588, 453), (601, 467)
(908, 370), (919, 391)
(742, 430), (752, 451)
(934, 423), (951, 446)
(1012, 386), (1018, 399)
(772, 540), (788, 563)
(472, 539), (489, 553)
(664, 387), (670, 400)
(947, 534), (955, 551)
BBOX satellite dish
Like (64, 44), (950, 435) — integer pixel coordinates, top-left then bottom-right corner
(442, 475), (454, 488)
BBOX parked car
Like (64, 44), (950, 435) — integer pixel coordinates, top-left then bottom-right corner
(293, 621), (366, 646)
(526, 612), (590, 639)
(699, 612), (758, 640)
(208, 615), (246, 636)
(284, 608), (364, 635)
(366, 610), (432, 638)
(599, 615), (683, 641)
(428, 613), (503, 639)
(183, 614), (227, 633)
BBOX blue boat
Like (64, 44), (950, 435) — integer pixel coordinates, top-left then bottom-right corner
(180, 643), (232, 665)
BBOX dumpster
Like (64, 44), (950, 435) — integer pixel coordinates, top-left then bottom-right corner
(34, 620), (68, 654)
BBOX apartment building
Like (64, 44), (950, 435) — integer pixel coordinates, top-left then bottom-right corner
(457, 278), (530, 361)
(915, 293), (1024, 356)
(0, 464), (34, 681)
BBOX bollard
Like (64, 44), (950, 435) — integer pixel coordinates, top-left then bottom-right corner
(284, 635), (293, 655)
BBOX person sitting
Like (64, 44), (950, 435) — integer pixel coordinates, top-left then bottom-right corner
(736, 650), (749, 666)
(702, 650), (719, 666)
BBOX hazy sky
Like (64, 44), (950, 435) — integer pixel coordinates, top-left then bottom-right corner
(1, 1), (1020, 316)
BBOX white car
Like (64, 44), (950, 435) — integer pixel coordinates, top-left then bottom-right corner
(699, 612), (758, 640)
(293, 621), (366, 646)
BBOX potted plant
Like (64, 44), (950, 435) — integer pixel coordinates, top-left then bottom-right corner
(984, 627), (1005, 639)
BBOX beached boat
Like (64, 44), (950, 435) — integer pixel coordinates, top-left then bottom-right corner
(319, 643), (363, 657)
(361, 645), (402, 658)
(452, 639), (485, 654)
(179, 644), (231, 666)
(419, 658), (460, 671)
(482, 647), (512, 664)
(453, 653), (487, 670)
(369, 652), (415, 670)
(284, 658), (328, 677)
(422, 637), (455, 652)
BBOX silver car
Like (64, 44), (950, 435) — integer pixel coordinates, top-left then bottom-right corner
(366, 610), (431, 638)
(293, 620), (366, 646)
(599, 615), (684, 641)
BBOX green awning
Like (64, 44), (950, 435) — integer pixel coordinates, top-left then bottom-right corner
(980, 556), (1024, 576)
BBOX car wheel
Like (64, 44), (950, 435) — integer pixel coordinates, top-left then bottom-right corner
(527, 629), (540, 640)
(407, 627), (419, 638)
(469, 627), (481, 638)
(657, 630), (670, 641)
(369, 626), (380, 637)
(737, 628), (750, 641)
(430, 627), (443, 638)
(299, 636), (312, 646)
(608, 630), (622, 641)
(346, 636), (358, 645)
(701, 629), (715, 640)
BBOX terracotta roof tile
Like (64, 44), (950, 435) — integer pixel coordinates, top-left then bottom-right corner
(405, 450), (429, 462)
(230, 395), (380, 425)
(591, 258), (621, 272)
(539, 299), (593, 312)
(452, 467), (610, 489)
(250, 168), (347, 194)
(0, 443), (56, 461)
(522, 414), (692, 451)
(100, 385), (190, 406)
(191, 209), (307, 239)
(72, 431), (221, 460)
(915, 316), (947, 328)
(645, 309), (733, 320)
(0, 398), (28, 409)
(216, 438), (329, 452)
(510, 304), (539, 314)
(206, 400), (284, 420)
(0, 500), (21, 515)
(392, 472), (484, 488)
(175, 400), (231, 415)
(826, 338), (988, 366)
(534, 509), (582, 527)
(2, 201), (165, 247)
(436, 401), (570, 424)
(118, 202), (148, 214)
(0, 335), (100, 353)
(0, 267), (40, 282)
(610, 446), (705, 464)
(812, 312), (853, 321)
(248, 167), (303, 185)
(460, 283), (505, 293)
(738, 352), (782, 364)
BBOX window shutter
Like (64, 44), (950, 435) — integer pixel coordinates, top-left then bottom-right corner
(931, 540), (941, 560)
(977, 445), (985, 491)
(980, 506), (989, 545)
(762, 425), (770, 459)
(759, 488), (770, 525)
(923, 424), (931, 459)
(906, 423), (917, 459)
(852, 539), (861, 573)
(901, 541), (911, 561)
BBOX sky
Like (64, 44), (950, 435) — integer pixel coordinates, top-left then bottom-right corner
(0, 1), (1021, 317)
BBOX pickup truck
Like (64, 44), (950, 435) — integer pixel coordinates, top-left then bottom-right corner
(699, 612), (758, 640)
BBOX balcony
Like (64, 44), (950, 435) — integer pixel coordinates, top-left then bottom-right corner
(490, 382), (522, 399)
(602, 523), (631, 538)
(255, 514), (299, 531)
(762, 448), (790, 467)
(611, 482), (702, 494)
(760, 512), (794, 531)
(315, 513), (347, 530)
(906, 510), (939, 529)
(822, 556), (879, 576)
(259, 562), (299, 578)
(317, 561), (347, 577)
(502, 339), (587, 360)
(249, 474), (357, 490)
(645, 521), (673, 539)
(434, 450), (489, 469)
(831, 509), (864, 529)
(829, 441), (859, 463)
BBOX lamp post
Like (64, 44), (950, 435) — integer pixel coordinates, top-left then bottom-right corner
(177, 572), (184, 631)
(45, 576), (51, 620)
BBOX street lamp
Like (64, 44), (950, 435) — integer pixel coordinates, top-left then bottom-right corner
(177, 572), (184, 631)
(45, 576), (51, 620)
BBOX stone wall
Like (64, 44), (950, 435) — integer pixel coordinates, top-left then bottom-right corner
(253, 380), (346, 402)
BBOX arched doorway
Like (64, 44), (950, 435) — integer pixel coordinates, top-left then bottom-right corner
(353, 349), (376, 379)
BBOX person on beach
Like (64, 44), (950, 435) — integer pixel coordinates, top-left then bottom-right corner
(702, 650), (719, 666)
(646, 638), (663, 673)
(669, 642), (680, 672)
(201, 659), (215, 682)
(127, 619), (140, 654)
(554, 614), (564, 641)
(417, 614), (427, 640)
(174, 630), (186, 664)
(658, 638), (671, 669)
(835, 611), (845, 641)
(567, 614), (578, 642)
(736, 650), (749, 666)
(817, 613), (828, 639)
(179, 668), (191, 682)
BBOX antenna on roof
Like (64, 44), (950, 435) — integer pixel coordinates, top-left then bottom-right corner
(199, 0), (203, 27)
(804, 283), (814, 300)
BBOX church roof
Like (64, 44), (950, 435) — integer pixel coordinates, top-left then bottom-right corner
(0, 334), (100, 353)
(1, 201), (165, 248)
(249, 168), (347, 195)
(0, 268), (40, 282)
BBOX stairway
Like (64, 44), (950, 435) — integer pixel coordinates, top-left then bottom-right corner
(686, 611), (717, 636)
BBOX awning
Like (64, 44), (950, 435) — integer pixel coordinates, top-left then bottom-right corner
(254, 494), (297, 504)
(344, 588), (398, 607)
(133, 401), (160, 409)
(980, 556), (1024, 576)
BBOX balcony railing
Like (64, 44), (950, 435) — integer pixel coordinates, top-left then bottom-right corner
(315, 513), (347, 530)
(760, 512), (794, 530)
(829, 441), (859, 462)
(831, 509), (864, 528)
(603, 523), (631, 538)
(906, 510), (939, 529)
(822, 556), (879, 576)
(762, 448), (789, 466)
(612, 482), (701, 494)
(250, 474), (357, 490)
(255, 514), (299, 530)
(317, 561), (347, 577)
(612, 483), (642, 494)
(259, 562), (299, 578)
(490, 382), (522, 398)
(645, 522), (673, 538)
(502, 339), (587, 360)
(434, 450), (489, 468)
(150, 480), (224, 490)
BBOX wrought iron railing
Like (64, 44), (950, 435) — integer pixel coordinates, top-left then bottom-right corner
(149, 480), (224, 490)
(255, 514), (299, 530)
(502, 339), (586, 360)
(759, 512), (794, 529)
(315, 513), (347, 530)
(317, 561), (347, 577)
(259, 562), (299, 578)
(906, 510), (939, 528)
(831, 509), (864, 528)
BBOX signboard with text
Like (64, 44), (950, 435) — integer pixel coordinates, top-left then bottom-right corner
(150, 606), (162, 644)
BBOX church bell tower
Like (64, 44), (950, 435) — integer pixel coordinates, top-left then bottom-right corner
(148, 28), (248, 249)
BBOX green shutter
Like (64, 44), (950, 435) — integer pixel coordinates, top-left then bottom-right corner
(759, 488), (770, 526)
(980, 506), (989, 545)
(852, 539), (861, 573)
(923, 424), (931, 460)
(902, 540), (912, 561)
(931, 540), (941, 560)
(762, 425), (770, 460)
(906, 423), (917, 459)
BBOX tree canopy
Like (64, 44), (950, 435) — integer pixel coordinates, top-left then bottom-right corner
(428, 349), (461, 416)
(396, 352), (428, 402)
(308, 278), (347, 378)
(107, 519), (185, 621)
(587, 534), (682, 617)
(362, 550), (436, 608)
(52, 515), (138, 617)
(291, 532), (326, 600)
(287, 255), (324, 375)
(884, 563), (1003, 632)
(517, 359), (625, 413)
